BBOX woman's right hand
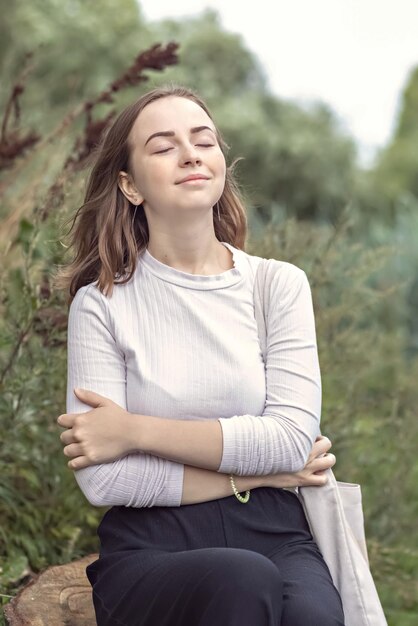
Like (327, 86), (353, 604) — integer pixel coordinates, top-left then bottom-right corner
(264, 436), (336, 489)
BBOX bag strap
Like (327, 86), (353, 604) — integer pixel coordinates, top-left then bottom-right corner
(253, 257), (278, 364)
(254, 256), (290, 355)
(253, 259), (266, 360)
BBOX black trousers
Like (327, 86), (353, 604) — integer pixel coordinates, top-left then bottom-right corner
(86, 487), (345, 626)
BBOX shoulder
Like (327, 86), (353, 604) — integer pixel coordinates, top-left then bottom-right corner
(69, 282), (109, 320)
(242, 248), (307, 288)
(243, 251), (312, 312)
(264, 258), (306, 281)
(69, 280), (138, 338)
(70, 281), (101, 306)
(265, 261), (310, 310)
(269, 259), (307, 285)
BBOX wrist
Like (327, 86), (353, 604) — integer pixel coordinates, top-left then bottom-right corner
(232, 474), (264, 492)
(128, 413), (154, 453)
(262, 472), (301, 489)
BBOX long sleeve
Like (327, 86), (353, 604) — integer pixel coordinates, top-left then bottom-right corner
(66, 284), (185, 508)
(65, 244), (321, 506)
(217, 264), (321, 475)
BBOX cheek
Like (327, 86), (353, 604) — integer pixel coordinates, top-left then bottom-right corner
(127, 162), (145, 196)
(216, 155), (227, 186)
(132, 162), (163, 198)
(213, 150), (226, 177)
(213, 165), (227, 202)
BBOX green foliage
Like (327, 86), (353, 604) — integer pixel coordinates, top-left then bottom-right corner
(0, 210), (103, 579)
(148, 9), (267, 97)
(0, 0), (153, 130)
(146, 11), (358, 223)
(218, 93), (357, 222)
(366, 65), (418, 221)
(1, 4), (418, 625)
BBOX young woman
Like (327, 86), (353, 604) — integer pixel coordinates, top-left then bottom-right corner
(56, 85), (344, 625)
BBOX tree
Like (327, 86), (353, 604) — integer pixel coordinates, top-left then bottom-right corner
(219, 93), (357, 223)
(0, 0), (153, 130)
(148, 9), (358, 224)
(146, 9), (267, 99)
(370, 65), (418, 207)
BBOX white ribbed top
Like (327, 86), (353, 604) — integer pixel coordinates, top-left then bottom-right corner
(66, 241), (321, 508)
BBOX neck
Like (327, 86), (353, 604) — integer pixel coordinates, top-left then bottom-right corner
(148, 216), (233, 276)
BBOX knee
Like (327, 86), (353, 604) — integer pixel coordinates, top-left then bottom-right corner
(284, 594), (345, 626)
(192, 549), (283, 624)
(198, 548), (283, 597)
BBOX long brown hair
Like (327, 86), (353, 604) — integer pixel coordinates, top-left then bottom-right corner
(53, 85), (248, 303)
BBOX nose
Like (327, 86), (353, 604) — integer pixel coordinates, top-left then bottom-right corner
(179, 142), (202, 166)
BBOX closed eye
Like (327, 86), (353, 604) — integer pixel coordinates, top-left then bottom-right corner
(154, 144), (215, 154)
(154, 147), (173, 154)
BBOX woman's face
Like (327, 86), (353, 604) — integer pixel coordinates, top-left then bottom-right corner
(122, 96), (226, 219)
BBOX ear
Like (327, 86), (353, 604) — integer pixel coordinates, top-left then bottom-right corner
(118, 171), (144, 206)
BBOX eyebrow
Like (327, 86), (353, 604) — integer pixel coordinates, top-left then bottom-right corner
(144, 125), (216, 147)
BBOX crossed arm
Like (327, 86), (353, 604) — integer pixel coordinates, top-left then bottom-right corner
(59, 266), (330, 507)
(58, 388), (334, 504)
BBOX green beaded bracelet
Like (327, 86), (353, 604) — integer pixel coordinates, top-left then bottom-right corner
(229, 474), (251, 503)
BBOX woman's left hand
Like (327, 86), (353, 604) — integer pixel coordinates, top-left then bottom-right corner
(264, 436), (336, 489)
(57, 389), (141, 470)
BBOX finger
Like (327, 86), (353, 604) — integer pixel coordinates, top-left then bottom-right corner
(315, 434), (331, 443)
(57, 413), (76, 428)
(60, 430), (78, 445)
(68, 456), (91, 471)
(311, 437), (332, 458)
(311, 453), (336, 473)
(63, 443), (84, 458)
(303, 472), (328, 487)
(73, 388), (109, 408)
(312, 473), (328, 486)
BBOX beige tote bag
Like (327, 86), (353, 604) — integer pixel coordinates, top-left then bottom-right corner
(253, 257), (387, 626)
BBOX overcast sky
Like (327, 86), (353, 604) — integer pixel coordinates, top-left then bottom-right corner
(141, 0), (418, 166)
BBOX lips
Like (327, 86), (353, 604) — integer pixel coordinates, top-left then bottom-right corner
(177, 174), (210, 184)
